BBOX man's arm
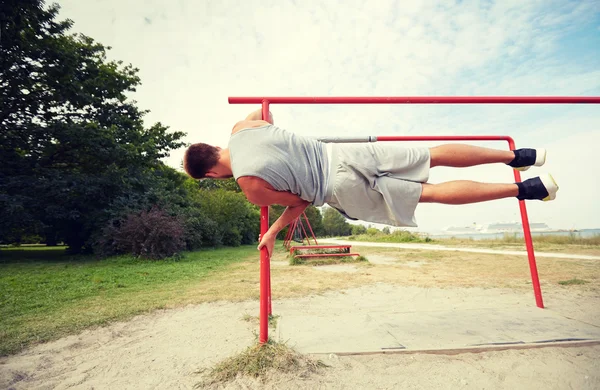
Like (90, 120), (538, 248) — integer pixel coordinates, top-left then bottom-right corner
(259, 200), (309, 257)
(245, 108), (274, 122)
(238, 177), (310, 256)
(243, 181), (310, 238)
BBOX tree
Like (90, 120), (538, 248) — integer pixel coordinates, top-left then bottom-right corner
(197, 178), (242, 192)
(351, 224), (367, 235)
(0, 1), (185, 251)
(322, 207), (352, 237)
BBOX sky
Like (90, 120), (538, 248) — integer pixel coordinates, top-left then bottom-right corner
(56, 0), (600, 232)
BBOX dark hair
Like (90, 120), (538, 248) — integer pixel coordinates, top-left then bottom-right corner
(183, 143), (220, 179)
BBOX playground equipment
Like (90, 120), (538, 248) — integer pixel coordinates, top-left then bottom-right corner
(283, 212), (359, 260)
(228, 95), (600, 344)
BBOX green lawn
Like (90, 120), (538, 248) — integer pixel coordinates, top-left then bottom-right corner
(0, 246), (257, 356)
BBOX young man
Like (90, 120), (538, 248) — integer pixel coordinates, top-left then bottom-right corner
(183, 109), (558, 257)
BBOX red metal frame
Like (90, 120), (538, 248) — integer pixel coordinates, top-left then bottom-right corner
(259, 101), (271, 343)
(302, 212), (318, 245)
(283, 212), (319, 249)
(283, 218), (298, 248)
(230, 95), (600, 345)
(289, 245), (351, 255)
(230, 96), (600, 104)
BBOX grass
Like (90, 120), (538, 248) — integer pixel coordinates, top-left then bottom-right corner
(558, 278), (589, 286)
(0, 245), (257, 356)
(431, 232), (600, 253)
(349, 230), (431, 243)
(3, 238), (599, 357)
(241, 314), (280, 328)
(195, 339), (327, 388)
(289, 251), (369, 266)
(345, 231), (600, 255)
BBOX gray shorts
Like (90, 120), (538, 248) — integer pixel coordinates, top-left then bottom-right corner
(324, 142), (430, 227)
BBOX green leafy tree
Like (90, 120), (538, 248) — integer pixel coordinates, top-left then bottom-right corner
(322, 207), (352, 237)
(351, 224), (367, 235)
(188, 188), (260, 247)
(0, 1), (185, 251)
(197, 178), (242, 192)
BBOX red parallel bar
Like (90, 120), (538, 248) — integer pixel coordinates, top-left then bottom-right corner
(259, 100), (271, 344)
(229, 96), (600, 104)
(507, 140), (545, 309)
(376, 134), (544, 308)
(377, 135), (512, 142)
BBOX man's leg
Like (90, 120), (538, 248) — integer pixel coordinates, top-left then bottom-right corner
(429, 144), (545, 170)
(420, 174), (558, 204)
(420, 181), (517, 204)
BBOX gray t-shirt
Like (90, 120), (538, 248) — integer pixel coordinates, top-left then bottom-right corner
(228, 124), (330, 206)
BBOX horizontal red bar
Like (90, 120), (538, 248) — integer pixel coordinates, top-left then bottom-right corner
(291, 245), (351, 250)
(229, 96), (600, 104)
(295, 253), (360, 258)
(376, 135), (514, 142)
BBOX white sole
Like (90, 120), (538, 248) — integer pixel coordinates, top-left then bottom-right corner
(515, 148), (547, 171)
(540, 173), (558, 201)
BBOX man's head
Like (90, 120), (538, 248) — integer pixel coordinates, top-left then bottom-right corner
(183, 143), (232, 179)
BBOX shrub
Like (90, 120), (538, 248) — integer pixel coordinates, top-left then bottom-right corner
(351, 224), (367, 235)
(366, 228), (379, 236)
(178, 209), (223, 250)
(96, 206), (185, 259)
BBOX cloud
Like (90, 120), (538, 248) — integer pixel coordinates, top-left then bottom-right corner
(56, 0), (600, 230)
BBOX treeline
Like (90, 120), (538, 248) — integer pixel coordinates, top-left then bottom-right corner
(0, 1), (350, 259)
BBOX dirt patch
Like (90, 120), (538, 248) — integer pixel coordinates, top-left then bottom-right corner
(312, 264), (359, 273)
(1, 244), (599, 389)
(1, 285), (599, 389)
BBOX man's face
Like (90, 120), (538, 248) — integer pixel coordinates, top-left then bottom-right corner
(205, 169), (233, 179)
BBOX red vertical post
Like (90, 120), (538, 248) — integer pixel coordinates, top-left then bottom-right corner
(259, 100), (272, 344)
(507, 139), (545, 308)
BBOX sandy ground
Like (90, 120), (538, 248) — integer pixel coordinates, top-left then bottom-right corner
(320, 238), (600, 260)
(1, 282), (599, 390)
(2, 244), (599, 389)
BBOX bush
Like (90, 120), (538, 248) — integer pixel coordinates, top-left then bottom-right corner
(366, 228), (379, 236)
(351, 225), (367, 235)
(96, 206), (185, 259)
(177, 208), (223, 250)
(193, 189), (260, 246)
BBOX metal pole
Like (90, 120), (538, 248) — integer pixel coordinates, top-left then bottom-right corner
(374, 135), (544, 308)
(507, 139), (545, 308)
(230, 96), (600, 105)
(259, 100), (271, 344)
(302, 212), (319, 245)
(318, 136), (378, 143)
(298, 216), (312, 245)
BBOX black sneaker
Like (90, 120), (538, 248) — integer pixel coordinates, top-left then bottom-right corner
(517, 174), (559, 201)
(509, 148), (546, 171)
